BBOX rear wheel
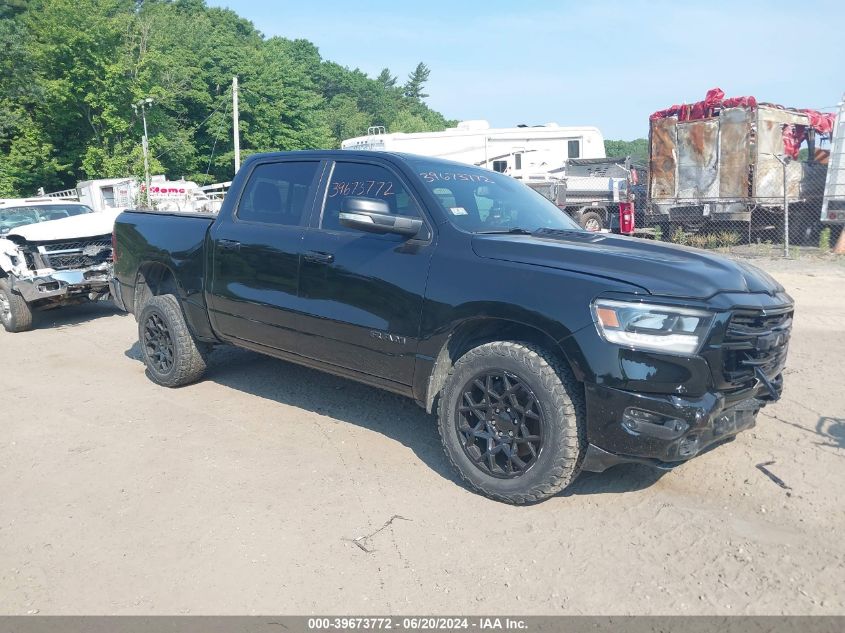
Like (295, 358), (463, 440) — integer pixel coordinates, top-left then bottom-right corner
(137, 294), (209, 387)
(437, 341), (585, 504)
(579, 210), (604, 232)
(0, 279), (33, 333)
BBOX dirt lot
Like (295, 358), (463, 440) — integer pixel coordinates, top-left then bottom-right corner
(1, 255), (844, 615)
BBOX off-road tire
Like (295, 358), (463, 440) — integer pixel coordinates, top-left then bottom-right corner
(438, 341), (586, 504)
(137, 293), (208, 387)
(579, 210), (604, 232)
(0, 278), (34, 333)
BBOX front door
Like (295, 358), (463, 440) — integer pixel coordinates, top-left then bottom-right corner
(298, 159), (435, 386)
(207, 159), (323, 351)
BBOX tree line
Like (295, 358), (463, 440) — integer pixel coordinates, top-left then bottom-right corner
(0, 0), (452, 196)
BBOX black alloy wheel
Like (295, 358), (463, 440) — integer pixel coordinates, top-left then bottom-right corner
(137, 294), (209, 387)
(456, 370), (544, 478)
(143, 311), (175, 374)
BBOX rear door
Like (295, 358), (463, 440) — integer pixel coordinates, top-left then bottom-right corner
(297, 158), (436, 385)
(207, 158), (324, 350)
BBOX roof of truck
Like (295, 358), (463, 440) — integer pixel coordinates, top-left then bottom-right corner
(242, 149), (475, 168)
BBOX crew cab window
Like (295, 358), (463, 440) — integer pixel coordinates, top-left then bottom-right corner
(321, 162), (420, 232)
(237, 161), (320, 225)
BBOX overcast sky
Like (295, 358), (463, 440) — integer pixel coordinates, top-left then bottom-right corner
(208, 0), (844, 140)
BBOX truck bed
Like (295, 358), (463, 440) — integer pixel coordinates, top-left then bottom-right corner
(112, 209), (215, 323)
(122, 208), (218, 220)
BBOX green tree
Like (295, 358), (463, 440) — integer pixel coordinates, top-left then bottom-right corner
(0, 122), (66, 195)
(404, 62), (431, 99)
(376, 68), (397, 89)
(0, 0), (453, 195)
(604, 138), (649, 163)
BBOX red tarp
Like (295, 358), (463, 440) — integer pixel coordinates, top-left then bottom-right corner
(650, 87), (836, 159)
(649, 88), (757, 122)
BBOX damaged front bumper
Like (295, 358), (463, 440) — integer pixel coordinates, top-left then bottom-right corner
(580, 377), (782, 473)
(11, 264), (112, 303)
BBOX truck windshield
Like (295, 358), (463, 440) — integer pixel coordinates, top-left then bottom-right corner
(412, 160), (583, 234)
(0, 204), (94, 235)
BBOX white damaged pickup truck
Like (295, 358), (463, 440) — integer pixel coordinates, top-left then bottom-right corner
(0, 200), (119, 332)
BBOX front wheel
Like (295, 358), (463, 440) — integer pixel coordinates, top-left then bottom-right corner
(0, 279), (33, 333)
(137, 294), (209, 387)
(438, 341), (585, 504)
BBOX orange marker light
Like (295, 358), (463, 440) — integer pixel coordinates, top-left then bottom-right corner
(596, 307), (620, 328)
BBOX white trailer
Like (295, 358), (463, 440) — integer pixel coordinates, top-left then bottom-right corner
(42, 176), (226, 214)
(342, 120), (606, 179)
(821, 96), (845, 225)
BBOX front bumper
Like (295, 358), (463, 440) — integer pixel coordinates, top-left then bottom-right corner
(580, 377), (781, 472)
(11, 266), (111, 303)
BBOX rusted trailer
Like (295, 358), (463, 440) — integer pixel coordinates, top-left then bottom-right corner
(647, 89), (833, 235)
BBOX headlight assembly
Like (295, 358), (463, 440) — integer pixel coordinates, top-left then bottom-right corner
(591, 299), (715, 355)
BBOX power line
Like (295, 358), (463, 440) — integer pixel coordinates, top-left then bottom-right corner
(206, 98), (231, 177)
(153, 93), (231, 161)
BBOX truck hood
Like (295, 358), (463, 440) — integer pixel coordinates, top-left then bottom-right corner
(7, 209), (122, 242)
(471, 230), (784, 299)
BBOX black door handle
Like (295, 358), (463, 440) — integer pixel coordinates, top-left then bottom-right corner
(304, 250), (335, 264)
(217, 239), (241, 251)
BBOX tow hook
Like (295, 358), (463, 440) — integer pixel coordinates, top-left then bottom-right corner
(755, 367), (781, 401)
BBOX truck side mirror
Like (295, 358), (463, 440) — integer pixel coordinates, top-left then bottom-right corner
(339, 197), (423, 237)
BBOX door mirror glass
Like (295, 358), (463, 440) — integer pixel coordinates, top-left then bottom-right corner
(340, 197), (422, 237)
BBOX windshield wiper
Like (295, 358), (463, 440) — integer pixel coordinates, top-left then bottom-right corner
(476, 227), (534, 235)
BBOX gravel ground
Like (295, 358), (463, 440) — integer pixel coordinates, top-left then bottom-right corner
(1, 256), (843, 615)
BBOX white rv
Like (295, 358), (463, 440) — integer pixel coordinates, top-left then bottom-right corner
(342, 121), (637, 233)
(342, 120), (606, 179)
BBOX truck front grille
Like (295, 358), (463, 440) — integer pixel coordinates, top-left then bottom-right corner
(721, 308), (792, 389)
(37, 236), (112, 271)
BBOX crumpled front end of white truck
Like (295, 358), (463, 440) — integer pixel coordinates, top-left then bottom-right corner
(0, 210), (121, 312)
(0, 234), (114, 306)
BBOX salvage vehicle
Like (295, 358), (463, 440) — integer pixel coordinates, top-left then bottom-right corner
(111, 151), (794, 503)
(0, 199), (118, 332)
(648, 87), (835, 240)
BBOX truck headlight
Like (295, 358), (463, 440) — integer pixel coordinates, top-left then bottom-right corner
(591, 299), (715, 355)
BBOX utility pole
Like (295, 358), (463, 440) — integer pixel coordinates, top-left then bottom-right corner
(133, 98), (154, 207)
(232, 76), (241, 175)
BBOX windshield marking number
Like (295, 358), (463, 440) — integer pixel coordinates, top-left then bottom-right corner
(328, 181), (394, 198)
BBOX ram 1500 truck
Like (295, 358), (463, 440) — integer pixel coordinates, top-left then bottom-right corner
(111, 151), (793, 504)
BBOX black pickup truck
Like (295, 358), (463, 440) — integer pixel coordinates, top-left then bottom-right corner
(111, 150), (793, 503)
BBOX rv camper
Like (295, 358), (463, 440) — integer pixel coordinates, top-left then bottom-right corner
(342, 120), (605, 178)
(342, 121), (636, 233)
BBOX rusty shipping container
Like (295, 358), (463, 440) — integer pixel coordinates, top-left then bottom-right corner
(647, 105), (827, 226)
